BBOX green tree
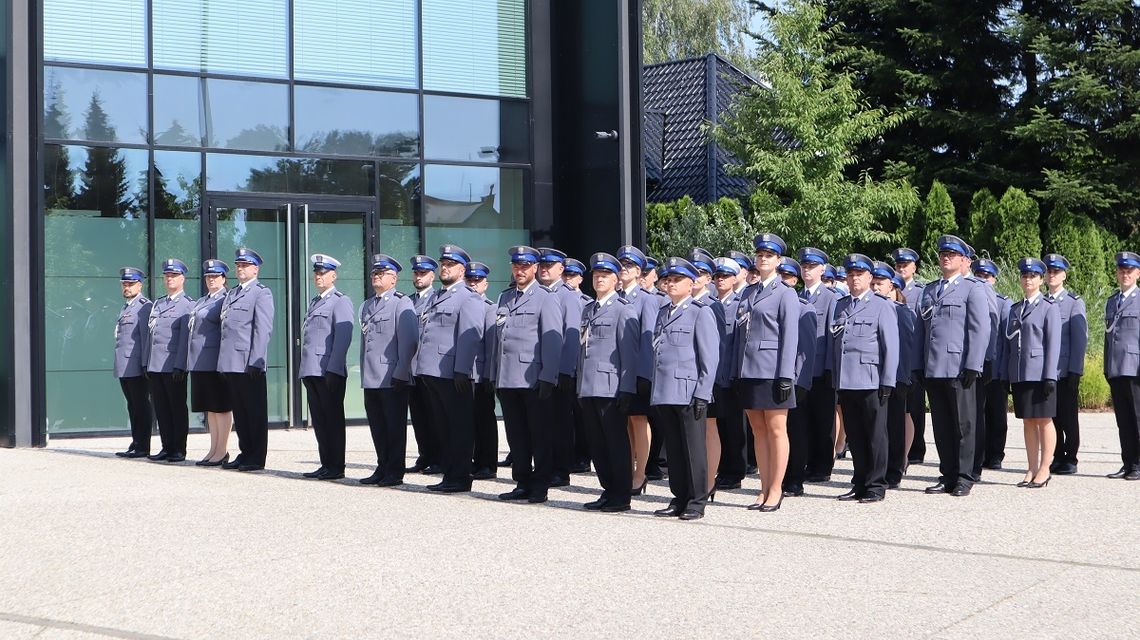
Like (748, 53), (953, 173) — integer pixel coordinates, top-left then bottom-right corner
(643, 0), (754, 65)
(73, 93), (135, 219)
(993, 187), (1042, 262)
(917, 181), (957, 260)
(1043, 204), (1111, 296)
(967, 188), (1000, 258)
(647, 196), (756, 259)
(712, 0), (917, 258)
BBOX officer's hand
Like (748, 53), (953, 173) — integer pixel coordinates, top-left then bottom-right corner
(960, 369), (979, 388)
(618, 392), (634, 414)
(391, 377), (410, 389)
(775, 378), (793, 403)
(982, 366), (993, 386)
(453, 373), (472, 395)
(323, 371), (340, 387)
(795, 385), (807, 404)
(690, 397), (708, 417)
(878, 385), (893, 403)
(172, 368), (186, 383)
(538, 380), (555, 400)
(636, 377), (651, 397)
(558, 373), (575, 394)
(246, 365), (263, 377)
(1043, 379), (1056, 399)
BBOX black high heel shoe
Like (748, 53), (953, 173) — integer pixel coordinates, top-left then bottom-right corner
(758, 496), (783, 512)
(632, 478), (648, 495)
(708, 489), (717, 503)
(199, 453), (229, 468)
(1027, 475), (1051, 489)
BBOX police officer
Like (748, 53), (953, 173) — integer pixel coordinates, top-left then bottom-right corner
(1105, 251), (1140, 481)
(536, 247), (585, 487)
(465, 261), (500, 480)
(891, 248), (928, 465)
(638, 256), (660, 292)
(729, 251), (754, 294)
(359, 254), (417, 487)
(407, 255), (443, 474)
(218, 247), (275, 472)
(796, 248), (839, 484)
(562, 256), (593, 472)
(578, 252), (640, 512)
(1043, 254), (1088, 475)
(413, 245), (485, 493)
(188, 259), (233, 466)
(113, 267), (154, 458)
(650, 258), (719, 521)
(711, 257), (746, 490)
(776, 257), (818, 498)
(145, 259), (194, 463)
(972, 259), (1013, 471)
(688, 248), (725, 498)
(919, 235), (990, 496)
(562, 258), (586, 291)
(870, 262), (920, 489)
(832, 255), (898, 503)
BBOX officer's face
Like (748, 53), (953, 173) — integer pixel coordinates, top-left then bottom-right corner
(638, 268), (657, 288)
(1046, 267), (1067, 290)
(235, 261), (259, 283)
(780, 273), (799, 288)
(938, 251), (966, 277)
(593, 270), (618, 296)
(871, 276), (893, 297)
(163, 272), (184, 293)
(465, 277), (488, 294)
(747, 269), (762, 285)
(662, 274), (692, 302)
(562, 273), (583, 290)
(120, 280), (141, 298)
(713, 271), (736, 294)
(412, 269), (435, 289)
(439, 259), (464, 285)
(974, 272), (996, 285)
(511, 261), (537, 287)
(538, 261), (564, 285)
(619, 261), (641, 286)
(1117, 266), (1139, 289)
(822, 278), (834, 289)
(204, 273), (226, 293)
(754, 249), (779, 277)
(313, 268), (337, 292)
(847, 268), (872, 295)
(895, 260), (916, 279)
(691, 271), (711, 296)
(371, 268), (396, 293)
(800, 262), (824, 286)
(1020, 271), (1043, 296)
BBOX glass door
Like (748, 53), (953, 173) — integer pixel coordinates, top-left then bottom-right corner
(207, 195), (373, 428)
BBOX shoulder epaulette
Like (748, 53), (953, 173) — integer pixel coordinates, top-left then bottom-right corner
(874, 292), (889, 301)
(798, 296), (810, 305)
(256, 282), (269, 289)
(615, 296), (631, 305)
(392, 291), (406, 298)
(140, 297), (150, 304)
(996, 292), (1009, 300)
(913, 281), (926, 288)
(691, 298), (708, 308)
(1070, 292), (1081, 300)
(1042, 295), (1056, 304)
(482, 297), (493, 306)
(332, 289), (344, 297)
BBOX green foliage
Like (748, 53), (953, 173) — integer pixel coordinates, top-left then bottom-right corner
(967, 189), (1000, 259)
(642, 0), (753, 65)
(994, 187), (1042, 262)
(1079, 354), (1111, 410)
(647, 196), (756, 260)
(1043, 205), (1113, 296)
(917, 181), (957, 261)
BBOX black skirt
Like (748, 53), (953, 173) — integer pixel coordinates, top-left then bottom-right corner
(190, 371), (232, 413)
(734, 378), (796, 410)
(1012, 381), (1056, 419)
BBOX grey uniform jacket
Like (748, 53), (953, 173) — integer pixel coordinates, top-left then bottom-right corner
(359, 290), (417, 389)
(300, 288), (354, 378)
(546, 282), (586, 377)
(218, 281), (275, 373)
(494, 283), (563, 389)
(1050, 291), (1087, 377)
(145, 293), (194, 374)
(712, 292), (740, 389)
(1103, 290), (1140, 379)
(577, 294), (639, 398)
(650, 298), (719, 405)
(980, 283), (1000, 364)
(918, 276), (990, 378)
(894, 301), (920, 387)
(795, 297), (817, 391)
(114, 295), (152, 378)
(622, 285), (665, 381)
(412, 283), (484, 380)
(1006, 296), (1061, 383)
(993, 293), (1013, 381)
(903, 280), (925, 315)
(187, 290), (225, 372)
(411, 288), (435, 316)
(830, 293), (899, 391)
(734, 280), (800, 382)
(475, 296), (497, 384)
(801, 284), (837, 378)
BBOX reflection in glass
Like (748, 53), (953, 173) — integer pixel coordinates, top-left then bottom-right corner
(294, 0), (416, 89)
(203, 79), (289, 151)
(44, 0), (146, 66)
(153, 151), (203, 292)
(43, 67), (148, 144)
(375, 163), (421, 295)
(294, 86), (419, 157)
(207, 154), (375, 196)
(423, 96), (529, 163)
(153, 0), (287, 77)
(154, 75), (204, 147)
(423, 0), (528, 98)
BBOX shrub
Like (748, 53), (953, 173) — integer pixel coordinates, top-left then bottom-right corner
(1079, 353), (1111, 410)
(967, 188), (1000, 259)
(1043, 205), (1112, 296)
(994, 187), (1042, 262)
(918, 181), (957, 261)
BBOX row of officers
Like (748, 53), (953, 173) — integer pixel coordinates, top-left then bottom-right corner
(112, 236), (1140, 520)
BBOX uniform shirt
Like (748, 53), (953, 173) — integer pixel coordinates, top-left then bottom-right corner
(300, 286), (354, 377)
(218, 279), (275, 373)
(577, 291), (639, 399)
(829, 291), (899, 391)
(1006, 293), (1061, 383)
(1104, 285), (1140, 379)
(359, 288), (417, 388)
(918, 273), (990, 378)
(187, 289), (226, 372)
(650, 296), (719, 405)
(1046, 288), (1088, 377)
(114, 294), (152, 378)
(145, 290), (194, 374)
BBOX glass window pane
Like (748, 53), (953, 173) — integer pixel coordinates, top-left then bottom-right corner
(153, 0), (287, 77)
(43, 67), (147, 144)
(424, 164), (527, 293)
(207, 154), (375, 196)
(44, 0), (146, 66)
(43, 144), (149, 434)
(154, 75), (204, 147)
(376, 163), (422, 295)
(423, 0), (528, 98)
(294, 0), (417, 88)
(423, 96), (529, 163)
(204, 79), (289, 151)
(294, 86), (419, 158)
(152, 151), (203, 294)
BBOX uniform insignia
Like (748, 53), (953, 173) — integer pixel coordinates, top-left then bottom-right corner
(393, 291), (406, 298)
(874, 292), (889, 300)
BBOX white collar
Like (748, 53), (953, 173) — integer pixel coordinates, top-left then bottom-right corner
(597, 291), (617, 306)
(693, 288), (710, 301)
(622, 282), (640, 296)
(670, 295), (692, 310)
(941, 273), (961, 286)
(240, 278), (258, 290)
(1025, 292), (1041, 305)
(851, 289), (872, 303)
(760, 274), (779, 289)
(1048, 287), (1066, 299)
(318, 286), (336, 299)
(806, 282), (822, 296)
(1122, 286), (1137, 299)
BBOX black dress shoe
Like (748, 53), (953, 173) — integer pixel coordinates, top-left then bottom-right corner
(1125, 470), (1140, 481)
(859, 493), (885, 503)
(428, 482), (471, 493)
(147, 451), (170, 461)
(908, 457), (924, 465)
(886, 481), (900, 489)
(1052, 462), (1078, 475)
(925, 482), (953, 494)
(166, 453), (186, 463)
(422, 464), (444, 475)
(549, 475), (570, 488)
(221, 457), (243, 470)
(645, 471), (666, 481)
(836, 488), (861, 501)
(805, 474), (831, 483)
(360, 471), (383, 485)
(1107, 467), (1129, 479)
(115, 449), (135, 458)
(653, 506), (683, 517)
(950, 485), (972, 496)
(499, 487), (529, 501)
(125, 450), (151, 459)
(600, 503), (631, 513)
(497, 454), (513, 468)
(584, 498), (608, 511)
(237, 464), (264, 472)
(527, 492), (548, 504)
(376, 478), (404, 487)
(714, 479), (742, 490)
(316, 469), (345, 481)
(405, 461), (428, 473)
(303, 467), (326, 479)
(679, 509), (704, 521)
(782, 484), (804, 497)
(984, 461), (1004, 471)
(471, 467), (497, 480)
(569, 462), (591, 474)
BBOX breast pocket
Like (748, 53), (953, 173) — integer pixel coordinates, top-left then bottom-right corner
(591, 319), (613, 339)
(851, 319), (874, 337)
(666, 325), (692, 346)
(938, 301), (962, 320)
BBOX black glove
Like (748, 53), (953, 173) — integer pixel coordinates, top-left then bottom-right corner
(618, 392), (634, 414)
(453, 373), (472, 395)
(878, 385), (893, 403)
(959, 369), (979, 388)
(172, 368), (186, 383)
(391, 377), (410, 389)
(774, 378), (793, 403)
(636, 377), (651, 397)
(558, 373), (575, 394)
(246, 365), (263, 377)
(691, 397), (708, 416)
(795, 385), (807, 404)
(538, 380), (555, 400)
(982, 365), (993, 386)
(1043, 379), (1056, 399)
(478, 380), (495, 394)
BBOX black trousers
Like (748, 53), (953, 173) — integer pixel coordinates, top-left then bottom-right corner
(885, 389), (907, 485)
(573, 396), (591, 466)
(984, 380), (1011, 466)
(472, 382), (498, 471)
(580, 396), (632, 506)
(119, 376), (153, 452)
(804, 375), (837, 477)
(303, 374), (347, 473)
(498, 387), (552, 494)
(225, 371), (269, 466)
(409, 377), (442, 466)
(647, 414), (667, 474)
(907, 378), (927, 462)
(148, 372), (188, 455)
(551, 380), (576, 479)
(364, 386), (409, 481)
(971, 361), (993, 476)
(714, 384), (746, 484)
(420, 375), (475, 486)
(926, 377), (976, 488)
(1109, 376), (1140, 470)
(653, 402), (708, 514)
(784, 399), (809, 489)
(838, 389), (888, 498)
(1052, 374), (1082, 466)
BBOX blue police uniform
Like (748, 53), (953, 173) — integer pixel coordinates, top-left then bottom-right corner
(218, 247), (275, 470)
(797, 247), (840, 482)
(871, 261), (919, 487)
(1005, 265), (1061, 421)
(1043, 254), (1088, 473)
(616, 245), (663, 416)
(187, 260), (231, 416)
(577, 252), (640, 511)
(145, 259), (194, 461)
(537, 247), (586, 485)
(783, 292), (818, 495)
(710, 258), (748, 488)
(1105, 252), (1140, 477)
(406, 254), (441, 473)
(113, 267), (154, 457)
(967, 258), (1003, 479)
(983, 288), (1014, 468)
(892, 247), (929, 465)
(465, 261), (500, 478)
(733, 234), (799, 410)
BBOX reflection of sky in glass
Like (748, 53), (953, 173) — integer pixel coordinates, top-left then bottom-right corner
(294, 86), (419, 157)
(424, 96), (500, 162)
(423, 0), (527, 98)
(153, 0), (287, 77)
(203, 79), (289, 151)
(294, 0), (416, 88)
(44, 67), (147, 143)
(154, 150), (202, 211)
(154, 76), (204, 146)
(426, 165), (500, 208)
(44, 0), (146, 66)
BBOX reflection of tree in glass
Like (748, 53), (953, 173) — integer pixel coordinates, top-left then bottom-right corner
(220, 124), (288, 151)
(150, 164), (202, 220)
(297, 129), (418, 158)
(377, 162), (420, 226)
(155, 119), (200, 146)
(44, 79), (75, 210)
(74, 94), (138, 219)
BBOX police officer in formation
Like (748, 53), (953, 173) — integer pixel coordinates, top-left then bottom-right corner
(187, 259), (232, 466)
(891, 248), (928, 465)
(536, 248), (586, 487)
(146, 259), (194, 462)
(1105, 251), (1140, 481)
(407, 255), (442, 475)
(465, 261), (500, 480)
(797, 248), (839, 484)
(710, 257), (746, 490)
(972, 259), (1013, 471)
(869, 262), (920, 488)
(1043, 254), (1088, 475)
(113, 267), (153, 458)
